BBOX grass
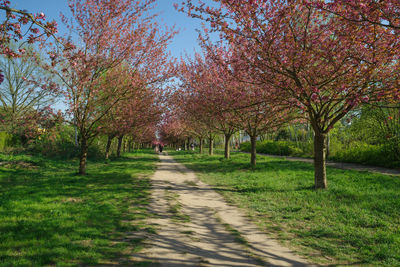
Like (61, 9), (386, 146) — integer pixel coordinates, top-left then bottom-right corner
(165, 191), (191, 223)
(0, 150), (158, 267)
(169, 149), (400, 266)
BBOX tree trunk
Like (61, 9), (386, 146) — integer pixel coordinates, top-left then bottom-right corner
(326, 134), (330, 159)
(117, 136), (124, 158)
(208, 136), (214, 155)
(128, 140), (132, 152)
(250, 135), (257, 167)
(186, 138), (190, 150)
(105, 135), (113, 161)
(224, 133), (232, 159)
(123, 138), (127, 153)
(199, 137), (203, 154)
(314, 131), (327, 189)
(79, 136), (88, 175)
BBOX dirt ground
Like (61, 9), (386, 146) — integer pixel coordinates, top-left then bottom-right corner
(131, 155), (310, 267)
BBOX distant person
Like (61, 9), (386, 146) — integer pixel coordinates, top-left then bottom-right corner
(190, 143), (194, 151)
(159, 143), (163, 153)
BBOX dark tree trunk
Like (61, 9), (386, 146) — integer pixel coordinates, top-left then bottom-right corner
(199, 137), (203, 154)
(250, 135), (257, 167)
(186, 137), (190, 150)
(128, 140), (132, 152)
(209, 136), (214, 155)
(117, 136), (124, 158)
(79, 136), (88, 175)
(123, 138), (127, 153)
(224, 133), (232, 159)
(314, 131), (327, 189)
(105, 135), (113, 161)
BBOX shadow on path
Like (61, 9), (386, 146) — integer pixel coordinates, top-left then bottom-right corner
(132, 155), (311, 267)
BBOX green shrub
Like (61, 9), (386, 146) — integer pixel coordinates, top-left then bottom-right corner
(330, 142), (399, 168)
(239, 141), (251, 152)
(240, 140), (304, 156)
(0, 131), (12, 151)
(240, 139), (399, 168)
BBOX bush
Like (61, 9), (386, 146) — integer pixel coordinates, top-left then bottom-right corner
(29, 127), (108, 160)
(330, 142), (400, 169)
(240, 140), (303, 156)
(240, 139), (400, 169)
(0, 131), (12, 151)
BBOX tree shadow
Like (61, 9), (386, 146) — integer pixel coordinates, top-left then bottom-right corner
(0, 154), (156, 266)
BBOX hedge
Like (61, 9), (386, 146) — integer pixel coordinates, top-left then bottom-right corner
(240, 140), (399, 169)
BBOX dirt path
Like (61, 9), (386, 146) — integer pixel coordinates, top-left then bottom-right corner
(239, 151), (400, 176)
(132, 155), (310, 267)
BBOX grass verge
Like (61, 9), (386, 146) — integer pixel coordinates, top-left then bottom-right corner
(169, 150), (400, 266)
(0, 150), (158, 266)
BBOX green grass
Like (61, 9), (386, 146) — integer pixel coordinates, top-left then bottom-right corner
(165, 191), (191, 223)
(169, 150), (400, 266)
(0, 150), (158, 267)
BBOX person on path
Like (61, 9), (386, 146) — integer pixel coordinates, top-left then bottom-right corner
(159, 143), (164, 153)
(154, 144), (159, 153)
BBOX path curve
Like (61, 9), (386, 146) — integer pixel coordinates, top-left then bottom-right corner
(132, 155), (311, 267)
(239, 151), (400, 176)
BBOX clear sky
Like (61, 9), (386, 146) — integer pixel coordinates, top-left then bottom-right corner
(11, 0), (209, 59)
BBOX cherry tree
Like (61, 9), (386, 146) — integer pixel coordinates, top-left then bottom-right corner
(49, 0), (175, 175)
(159, 110), (192, 150)
(167, 85), (212, 153)
(201, 41), (298, 167)
(314, 0), (400, 30)
(177, 50), (238, 159)
(0, 0), (59, 84)
(180, 0), (399, 188)
(100, 78), (163, 160)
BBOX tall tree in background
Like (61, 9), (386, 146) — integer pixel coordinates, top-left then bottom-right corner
(177, 49), (238, 159)
(100, 79), (163, 160)
(0, 44), (58, 135)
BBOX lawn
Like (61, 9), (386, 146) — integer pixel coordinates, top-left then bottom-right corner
(0, 150), (158, 267)
(170, 150), (400, 266)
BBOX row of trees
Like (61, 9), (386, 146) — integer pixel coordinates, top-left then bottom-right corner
(162, 0), (400, 189)
(0, 0), (176, 174)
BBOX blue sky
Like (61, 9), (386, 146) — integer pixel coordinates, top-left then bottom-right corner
(11, 0), (209, 58)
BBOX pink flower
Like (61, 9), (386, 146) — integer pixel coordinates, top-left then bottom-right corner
(361, 95), (369, 103)
(311, 93), (318, 101)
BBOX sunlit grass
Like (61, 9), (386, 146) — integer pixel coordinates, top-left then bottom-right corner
(0, 150), (158, 266)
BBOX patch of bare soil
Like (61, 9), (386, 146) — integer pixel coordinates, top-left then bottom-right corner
(0, 160), (38, 169)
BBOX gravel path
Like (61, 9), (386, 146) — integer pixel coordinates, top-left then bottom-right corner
(132, 155), (310, 267)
